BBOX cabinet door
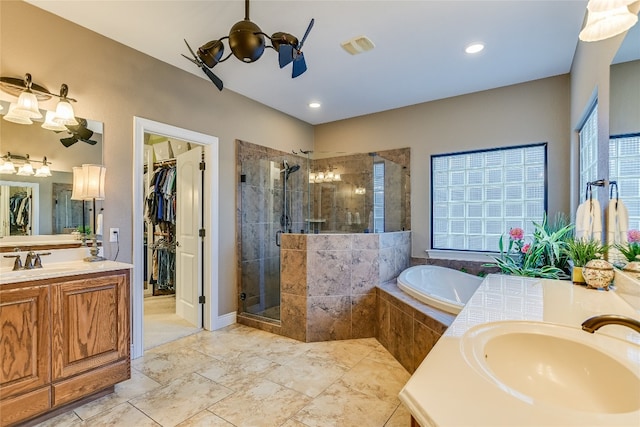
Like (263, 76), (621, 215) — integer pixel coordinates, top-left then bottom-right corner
(0, 284), (50, 400)
(51, 272), (129, 381)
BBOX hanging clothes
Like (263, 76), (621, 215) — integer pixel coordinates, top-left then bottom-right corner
(575, 199), (602, 243)
(149, 237), (176, 291)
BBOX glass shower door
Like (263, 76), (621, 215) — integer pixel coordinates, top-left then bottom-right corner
(239, 158), (282, 321)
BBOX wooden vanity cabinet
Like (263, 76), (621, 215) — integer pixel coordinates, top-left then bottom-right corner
(0, 269), (131, 426)
(0, 284), (51, 425)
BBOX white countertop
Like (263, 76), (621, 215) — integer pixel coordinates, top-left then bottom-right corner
(0, 260), (133, 285)
(399, 274), (640, 427)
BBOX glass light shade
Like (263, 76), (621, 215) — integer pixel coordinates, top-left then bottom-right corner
(13, 90), (42, 119)
(52, 99), (78, 125)
(0, 160), (16, 174)
(17, 162), (35, 176)
(355, 187), (366, 195)
(41, 110), (68, 131)
(71, 166), (85, 200)
(81, 164), (106, 200)
(325, 171), (335, 182)
(315, 171), (325, 183)
(35, 164), (52, 177)
(579, 6), (638, 41)
(308, 172), (316, 183)
(333, 173), (341, 181)
(3, 103), (33, 125)
(587, 0), (635, 13)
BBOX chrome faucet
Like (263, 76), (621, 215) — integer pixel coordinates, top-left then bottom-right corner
(582, 314), (640, 334)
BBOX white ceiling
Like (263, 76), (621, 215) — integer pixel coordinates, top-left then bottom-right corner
(26, 0), (591, 125)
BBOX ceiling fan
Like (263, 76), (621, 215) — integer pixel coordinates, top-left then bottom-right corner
(59, 118), (97, 147)
(182, 0), (314, 91)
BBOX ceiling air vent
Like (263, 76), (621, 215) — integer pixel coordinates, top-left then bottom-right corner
(340, 35), (375, 55)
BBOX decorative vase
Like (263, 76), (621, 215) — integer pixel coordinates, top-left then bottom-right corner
(571, 266), (585, 284)
(623, 261), (640, 281)
(583, 259), (615, 290)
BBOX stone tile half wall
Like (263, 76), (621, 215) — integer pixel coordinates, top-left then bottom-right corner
(280, 231), (411, 342)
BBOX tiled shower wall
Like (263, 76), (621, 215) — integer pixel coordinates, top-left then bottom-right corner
(278, 231), (411, 342)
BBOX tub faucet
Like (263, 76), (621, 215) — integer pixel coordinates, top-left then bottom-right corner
(581, 314), (640, 334)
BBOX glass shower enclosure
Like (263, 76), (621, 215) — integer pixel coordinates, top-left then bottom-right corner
(238, 150), (305, 322)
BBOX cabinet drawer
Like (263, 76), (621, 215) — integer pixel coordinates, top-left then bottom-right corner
(0, 386), (51, 427)
(52, 359), (130, 407)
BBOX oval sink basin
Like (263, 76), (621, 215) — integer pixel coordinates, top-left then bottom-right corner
(461, 321), (640, 414)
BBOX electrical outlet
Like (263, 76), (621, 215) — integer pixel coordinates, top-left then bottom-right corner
(109, 228), (119, 242)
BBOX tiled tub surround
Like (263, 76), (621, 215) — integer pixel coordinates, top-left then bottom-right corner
(399, 274), (640, 427)
(238, 231), (411, 342)
(376, 282), (454, 373)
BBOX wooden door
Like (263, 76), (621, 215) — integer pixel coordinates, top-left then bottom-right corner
(0, 284), (50, 399)
(51, 272), (129, 381)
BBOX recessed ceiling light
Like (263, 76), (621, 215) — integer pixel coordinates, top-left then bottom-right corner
(465, 43), (485, 54)
(309, 102), (321, 109)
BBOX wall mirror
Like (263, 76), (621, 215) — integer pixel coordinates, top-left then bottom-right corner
(0, 99), (103, 238)
(609, 23), (640, 232)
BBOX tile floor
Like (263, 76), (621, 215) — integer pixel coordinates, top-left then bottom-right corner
(144, 295), (201, 350)
(36, 324), (412, 427)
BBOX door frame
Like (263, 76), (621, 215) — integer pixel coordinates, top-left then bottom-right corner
(132, 117), (219, 359)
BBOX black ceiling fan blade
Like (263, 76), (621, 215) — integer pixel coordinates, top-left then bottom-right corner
(81, 138), (98, 145)
(201, 66), (224, 91)
(297, 18), (314, 50)
(292, 53), (307, 78)
(278, 44), (294, 68)
(60, 137), (78, 147)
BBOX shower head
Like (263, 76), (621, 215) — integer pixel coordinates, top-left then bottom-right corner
(287, 164), (301, 174)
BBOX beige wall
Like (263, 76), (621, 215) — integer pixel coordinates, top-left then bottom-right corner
(315, 76), (572, 257)
(610, 60), (640, 136)
(0, 1), (314, 315)
(568, 32), (626, 215)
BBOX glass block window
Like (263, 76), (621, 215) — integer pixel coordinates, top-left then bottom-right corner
(373, 162), (385, 232)
(579, 103), (598, 203)
(431, 143), (547, 251)
(610, 133), (640, 231)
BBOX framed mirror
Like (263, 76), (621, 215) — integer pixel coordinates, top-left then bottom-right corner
(0, 99), (103, 238)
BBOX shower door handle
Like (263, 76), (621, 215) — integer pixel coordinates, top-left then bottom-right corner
(275, 230), (282, 247)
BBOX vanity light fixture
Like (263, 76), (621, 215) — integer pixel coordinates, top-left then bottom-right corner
(16, 155), (35, 176)
(41, 110), (68, 131)
(0, 152), (53, 177)
(0, 156), (16, 174)
(13, 74), (42, 120)
(3, 102), (34, 125)
(580, 0), (638, 41)
(355, 187), (366, 195)
(309, 167), (341, 183)
(0, 73), (79, 124)
(34, 157), (52, 177)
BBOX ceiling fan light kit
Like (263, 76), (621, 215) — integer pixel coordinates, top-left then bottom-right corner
(183, 0), (314, 91)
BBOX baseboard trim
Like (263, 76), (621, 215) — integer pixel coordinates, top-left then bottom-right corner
(213, 311), (236, 329)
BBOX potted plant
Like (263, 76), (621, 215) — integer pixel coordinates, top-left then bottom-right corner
(616, 229), (640, 263)
(563, 238), (608, 284)
(483, 214), (573, 280)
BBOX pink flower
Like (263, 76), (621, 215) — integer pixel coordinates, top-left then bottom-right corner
(628, 229), (640, 244)
(521, 243), (531, 253)
(509, 227), (524, 241)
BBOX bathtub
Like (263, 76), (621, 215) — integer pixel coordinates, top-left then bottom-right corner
(396, 265), (483, 315)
